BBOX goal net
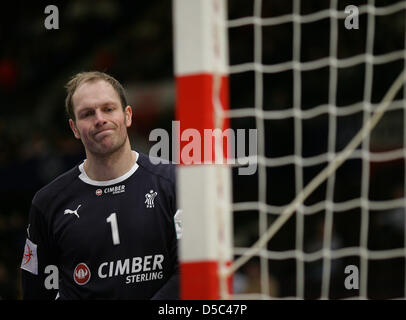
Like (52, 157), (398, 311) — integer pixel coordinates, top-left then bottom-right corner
(174, 0), (406, 300)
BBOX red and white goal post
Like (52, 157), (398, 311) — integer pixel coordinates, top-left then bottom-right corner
(173, 0), (233, 300)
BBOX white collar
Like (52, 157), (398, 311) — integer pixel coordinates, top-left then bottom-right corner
(78, 151), (139, 186)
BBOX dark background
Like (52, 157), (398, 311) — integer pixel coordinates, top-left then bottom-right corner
(0, 0), (405, 299)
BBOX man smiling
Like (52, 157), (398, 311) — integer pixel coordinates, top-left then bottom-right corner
(21, 71), (180, 299)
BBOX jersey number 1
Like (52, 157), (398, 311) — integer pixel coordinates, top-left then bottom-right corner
(106, 213), (120, 245)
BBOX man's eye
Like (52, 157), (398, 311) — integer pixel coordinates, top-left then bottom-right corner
(81, 111), (92, 118)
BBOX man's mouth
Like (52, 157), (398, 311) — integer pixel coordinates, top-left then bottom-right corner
(94, 128), (114, 138)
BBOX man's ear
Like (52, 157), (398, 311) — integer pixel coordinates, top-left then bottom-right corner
(125, 106), (133, 127)
(69, 119), (81, 139)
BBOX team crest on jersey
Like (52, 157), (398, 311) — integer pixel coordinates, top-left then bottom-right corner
(145, 190), (158, 208)
(74, 263), (91, 285)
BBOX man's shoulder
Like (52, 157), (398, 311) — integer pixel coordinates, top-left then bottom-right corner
(137, 152), (176, 184)
(33, 164), (81, 208)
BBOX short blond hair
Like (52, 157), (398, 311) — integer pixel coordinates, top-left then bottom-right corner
(65, 71), (128, 120)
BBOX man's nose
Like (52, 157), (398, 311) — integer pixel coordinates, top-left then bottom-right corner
(94, 109), (107, 127)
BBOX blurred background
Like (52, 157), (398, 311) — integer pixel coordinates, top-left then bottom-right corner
(1, 0), (405, 299)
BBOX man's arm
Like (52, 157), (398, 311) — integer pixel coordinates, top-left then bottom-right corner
(21, 202), (58, 300)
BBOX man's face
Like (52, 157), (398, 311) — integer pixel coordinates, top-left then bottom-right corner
(69, 80), (132, 157)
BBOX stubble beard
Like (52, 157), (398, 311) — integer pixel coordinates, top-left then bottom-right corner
(86, 125), (129, 159)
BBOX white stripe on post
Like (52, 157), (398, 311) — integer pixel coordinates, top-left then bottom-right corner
(173, 0), (228, 76)
(178, 166), (221, 262)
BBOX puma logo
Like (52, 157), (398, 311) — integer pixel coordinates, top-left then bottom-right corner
(64, 204), (81, 218)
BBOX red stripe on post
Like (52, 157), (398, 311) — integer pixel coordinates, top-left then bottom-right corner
(175, 74), (230, 165)
(180, 261), (233, 300)
(181, 261), (219, 300)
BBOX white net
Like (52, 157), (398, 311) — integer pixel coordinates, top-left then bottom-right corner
(224, 0), (406, 299)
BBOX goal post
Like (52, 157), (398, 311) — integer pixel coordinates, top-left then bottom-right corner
(173, 0), (233, 299)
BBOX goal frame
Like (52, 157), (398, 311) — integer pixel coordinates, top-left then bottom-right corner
(173, 0), (233, 300)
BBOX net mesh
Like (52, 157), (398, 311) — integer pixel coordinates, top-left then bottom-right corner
(223, 0), (406, 299)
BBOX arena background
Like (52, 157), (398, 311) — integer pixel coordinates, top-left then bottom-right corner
(1, 0), (405, 299)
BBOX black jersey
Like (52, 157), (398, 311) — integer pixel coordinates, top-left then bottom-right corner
(20, 152), (180, 300)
